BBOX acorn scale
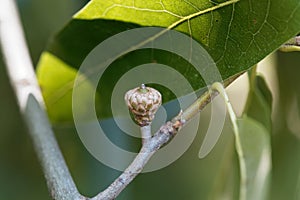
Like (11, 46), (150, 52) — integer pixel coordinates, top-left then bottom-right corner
(125, 84), (162, 126)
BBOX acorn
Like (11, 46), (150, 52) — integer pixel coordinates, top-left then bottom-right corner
(125, 84), (162, 126)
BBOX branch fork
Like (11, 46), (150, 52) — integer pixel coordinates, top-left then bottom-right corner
(0, 0), (244, 199)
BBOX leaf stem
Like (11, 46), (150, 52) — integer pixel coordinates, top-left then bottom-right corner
(141, 125), (152, 145)
(210, 82), (247, 200)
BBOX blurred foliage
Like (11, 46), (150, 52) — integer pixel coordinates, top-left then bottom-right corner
(270, 51), (300, 200)
(17, 0), (89, 64)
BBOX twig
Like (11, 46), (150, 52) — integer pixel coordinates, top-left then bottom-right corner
(92, 72), (244, 200)
(285, 36), (300, 46)
(179, 71), (244, 122)
(0, 1), (84, 199)
(280, 36), (300, 52)
(91, 131), (156, 200)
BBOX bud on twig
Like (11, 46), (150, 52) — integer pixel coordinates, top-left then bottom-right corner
(125, 84), (162, 126)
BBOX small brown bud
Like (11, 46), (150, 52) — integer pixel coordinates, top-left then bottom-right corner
(125, 84), (162, 126)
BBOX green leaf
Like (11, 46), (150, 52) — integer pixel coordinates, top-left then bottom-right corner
(36, 0), (300, 122)
(237, 116), (271, 200)
(37, 53), (101, 122)
(244, 73), (273, 130)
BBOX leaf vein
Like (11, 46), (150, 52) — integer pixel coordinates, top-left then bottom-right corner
(102, 4), (183, 18)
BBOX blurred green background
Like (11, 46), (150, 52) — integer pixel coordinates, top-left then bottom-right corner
(0, 0), (300, 199)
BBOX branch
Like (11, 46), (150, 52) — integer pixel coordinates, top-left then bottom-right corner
(0, 1), (245, 200)
(0, 1), (84, 199)
(91, 126), (156, 200)
(92, 72), (244, 200)
(280, 36), (300, 52)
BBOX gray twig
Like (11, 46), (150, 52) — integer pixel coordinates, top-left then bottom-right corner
(0, 0), (84, 199)
(280, 36), (300, 52)
(91, 72), (243, 200)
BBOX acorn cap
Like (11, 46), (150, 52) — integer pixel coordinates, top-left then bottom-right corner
(125, 84), (162, 126)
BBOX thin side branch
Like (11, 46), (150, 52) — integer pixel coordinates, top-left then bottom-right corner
(280, 36), (300, 52)
(0, 1), (84, 199)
